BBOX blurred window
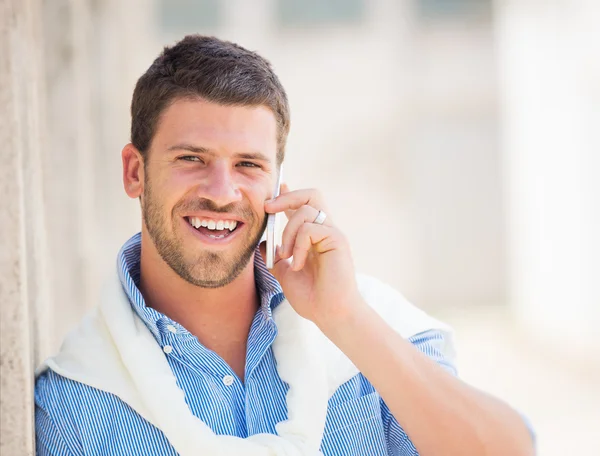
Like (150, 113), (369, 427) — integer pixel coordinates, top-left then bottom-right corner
(276, 0), (365, 27)
(158, 0), (222, 31)
(417, 0), (491, 19)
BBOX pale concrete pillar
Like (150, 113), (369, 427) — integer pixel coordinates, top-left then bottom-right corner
(1, 0), (50, 453)
(40, 0), (102, 349)
(40, 0), (155, 350)
(495, 0), (600, 358)
(2, 0), (157, 452)
(86, 0), (157, 296)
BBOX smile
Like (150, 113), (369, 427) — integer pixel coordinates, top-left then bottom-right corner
(184, 216), (243, 242)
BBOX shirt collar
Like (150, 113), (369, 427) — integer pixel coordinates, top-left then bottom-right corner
(116, 232), (284, 341)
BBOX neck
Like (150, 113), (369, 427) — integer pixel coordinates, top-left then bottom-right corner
(137, 231), (259, 379)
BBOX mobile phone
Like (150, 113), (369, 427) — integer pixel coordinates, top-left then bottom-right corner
(266, 165), (283, 269)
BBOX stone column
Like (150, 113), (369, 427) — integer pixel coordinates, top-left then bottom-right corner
(40, 0), (100, 349)
(1, 0), (50, 453)
(86, 0), (154, 283)
(39, 0), (155, 351)
(1, 0), (157, 452)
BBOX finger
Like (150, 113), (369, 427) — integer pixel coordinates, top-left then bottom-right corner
(265, 188), (328, 216)
(279, 205), (320, 258)
(291, 223), (338, 271)
(279, 183), (295, 219)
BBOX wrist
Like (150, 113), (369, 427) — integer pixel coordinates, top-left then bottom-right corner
(313, 295), (370, 338)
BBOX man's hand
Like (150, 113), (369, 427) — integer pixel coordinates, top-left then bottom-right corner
(261, 184), (364, 326)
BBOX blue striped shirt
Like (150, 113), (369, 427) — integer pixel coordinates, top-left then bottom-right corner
(35, 233), (457, 455)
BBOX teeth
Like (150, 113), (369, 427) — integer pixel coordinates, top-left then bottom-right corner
(188, 217), (239, 231)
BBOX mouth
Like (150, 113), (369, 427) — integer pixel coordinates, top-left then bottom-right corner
(183, 216), (244, 244)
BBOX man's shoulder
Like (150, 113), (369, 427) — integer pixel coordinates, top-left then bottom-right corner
(35, 370), (137, 433)
(35, 368), (136, 421)
(36, 369), (107, 412)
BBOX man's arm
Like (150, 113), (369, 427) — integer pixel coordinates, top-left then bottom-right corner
(315, 302), (535, 456)
(35, 404), (76, 456)
(264, 187), (534, 456)
(35, 371), (80, 456)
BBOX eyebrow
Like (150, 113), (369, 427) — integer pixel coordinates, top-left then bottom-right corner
(168, 143), (272, 163)
(168, 144), (211, 154)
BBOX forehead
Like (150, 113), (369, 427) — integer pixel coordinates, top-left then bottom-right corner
(153, 98), (278, 158)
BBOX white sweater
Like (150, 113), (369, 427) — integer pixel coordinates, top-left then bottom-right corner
(38, 272), (454, 456)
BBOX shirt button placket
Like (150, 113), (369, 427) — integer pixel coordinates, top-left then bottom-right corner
(222, 375), (234, 386)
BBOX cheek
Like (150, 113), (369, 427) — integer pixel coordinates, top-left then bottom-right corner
(145, 172), (187, 213)
(242, 183), (271, 215)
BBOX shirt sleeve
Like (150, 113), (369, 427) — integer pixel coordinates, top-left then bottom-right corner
(35, 404), (75, 456)
(35, 371), (81, 456)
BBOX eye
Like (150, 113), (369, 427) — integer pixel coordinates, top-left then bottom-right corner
(179, 156), (203, 163)
(237, 161), (260, 168)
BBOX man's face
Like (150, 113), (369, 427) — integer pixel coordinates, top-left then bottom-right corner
(141, 98), (278, 288)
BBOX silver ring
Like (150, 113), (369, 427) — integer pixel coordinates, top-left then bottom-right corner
(313, 210), (327, 225)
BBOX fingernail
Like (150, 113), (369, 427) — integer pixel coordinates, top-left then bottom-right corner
(291, 258), (295, 269)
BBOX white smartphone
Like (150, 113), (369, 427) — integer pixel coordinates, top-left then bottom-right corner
(266, 165), (283, 269)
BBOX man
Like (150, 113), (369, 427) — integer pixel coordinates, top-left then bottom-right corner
(35, 35), (534, 455)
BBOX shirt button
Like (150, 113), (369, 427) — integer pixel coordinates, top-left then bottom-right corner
(166, 325), (177, 334)
(222, 375), (234, 386)
(163, 345), (173, 354)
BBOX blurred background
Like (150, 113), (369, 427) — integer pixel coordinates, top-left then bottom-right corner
(2, 0), (599, 454)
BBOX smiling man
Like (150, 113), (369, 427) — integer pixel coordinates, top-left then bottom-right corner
(34, 35), (534, 456)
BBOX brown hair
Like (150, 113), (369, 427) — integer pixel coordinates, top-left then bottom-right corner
(130, 35), (290, 164)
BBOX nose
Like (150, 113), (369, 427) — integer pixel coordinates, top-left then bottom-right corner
(196, 160), (242, 207)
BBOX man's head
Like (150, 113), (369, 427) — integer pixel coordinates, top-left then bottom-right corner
(131, 35), (290, 163)
(122, 35), (289, 288)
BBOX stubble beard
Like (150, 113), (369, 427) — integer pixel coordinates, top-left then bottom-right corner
(142, 180), (267, 288)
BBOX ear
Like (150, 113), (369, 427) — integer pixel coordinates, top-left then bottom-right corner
(122, 143), (145, 199)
